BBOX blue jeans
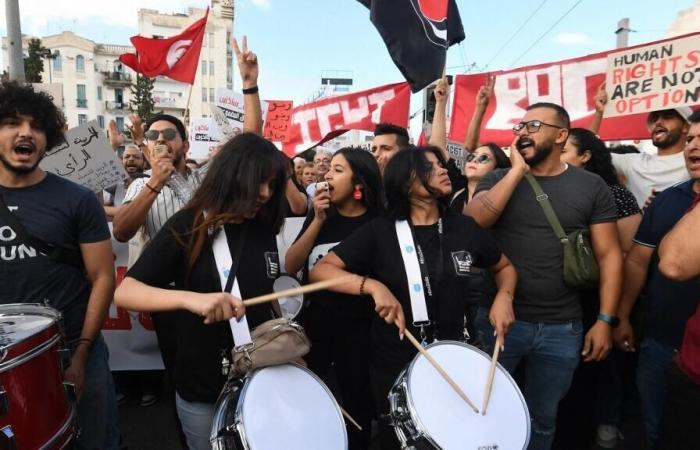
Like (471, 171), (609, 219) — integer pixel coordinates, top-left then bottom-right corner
(76, 334), (120, 449)
(636, 338), (677, 449)
(475, 307), (583, 450)
(175, 392), (216, 450)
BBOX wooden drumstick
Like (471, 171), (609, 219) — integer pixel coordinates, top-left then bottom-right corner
(481, 340), (502, 415)
(339, 406), (362, 431)
(242, 275), (355, 307)
(403, 329), (480, 414)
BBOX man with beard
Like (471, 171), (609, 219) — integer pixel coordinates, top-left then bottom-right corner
(0, 81), (119, 448)
(103, 144), (146, 220)
(465, 102), (623, 450)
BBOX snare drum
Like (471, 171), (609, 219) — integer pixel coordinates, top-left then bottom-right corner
(0, 304), (75, 449)
(389, 341), (530, 450)
(211, 363), (347, 450)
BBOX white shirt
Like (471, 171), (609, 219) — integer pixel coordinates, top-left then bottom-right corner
(611, 151), (689, 208)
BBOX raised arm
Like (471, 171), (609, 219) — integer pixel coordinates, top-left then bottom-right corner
(659, 200), (700, 280)
(233, 36), (262, 135)
(464, 76), (494, 152)
(588, 82), (606, 135)
(429, 76), (449, 159)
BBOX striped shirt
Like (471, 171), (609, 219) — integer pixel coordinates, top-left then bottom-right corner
(122, 169), (205, 241)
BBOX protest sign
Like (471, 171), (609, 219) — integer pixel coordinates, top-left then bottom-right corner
(264, 100), (294, 144)
(446, 141), (467, 171)
(449, 32), (700, 146)
(40, 121), (126, 192)
(215, 87), (246, 134)
(605, 33), (700, 117)
(282, 82), (411, 155)
(188, 117), (218, 160)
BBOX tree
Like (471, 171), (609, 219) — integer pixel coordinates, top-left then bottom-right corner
(24, 38), (47, 83)
(129, 74), (155, 122)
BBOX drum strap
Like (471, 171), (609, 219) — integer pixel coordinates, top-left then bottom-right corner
(211, 224), (253, 348)
(395, 219), (444, 335)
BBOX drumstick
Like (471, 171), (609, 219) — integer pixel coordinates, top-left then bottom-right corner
(242, 275), (355, 306)
(481, 341), (501, 415)
(339, 406), (363, 431)
(403, 329), (480, 414)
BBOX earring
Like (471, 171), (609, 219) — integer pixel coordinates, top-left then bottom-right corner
(353, 186), (363, 200)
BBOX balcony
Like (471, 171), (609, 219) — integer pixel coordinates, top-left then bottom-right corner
(105, 100), (127, 111)
(76, 99), (87, 108)
(153, 96), (184, 110)
(102, 71), (132, 86)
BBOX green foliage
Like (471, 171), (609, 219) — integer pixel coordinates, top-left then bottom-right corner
(129, 75), (155, 122)
(24, 38), (47, 83)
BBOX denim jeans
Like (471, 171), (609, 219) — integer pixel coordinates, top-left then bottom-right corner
(636, 338), (677, 449)
(175, 392), (216, 450)
(475, 307), (583, 450)
(75, 334), (120, 450)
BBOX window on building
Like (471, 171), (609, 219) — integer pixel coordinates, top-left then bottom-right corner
(76, 55), (85, 72)
(115, 117), (124, 131)
(97, 115), (105, 129)
(53, 51), (62, 71)
(115, 88), (123, 105)
(209, 88), (215, 103)
(209, 61), (214, 76)
(201, 60), (207, 75)
(97, 86), (102, 101)
(78, 114), (87, 125)
(77, 84), (87, 108)
(202, 88), (207, 101)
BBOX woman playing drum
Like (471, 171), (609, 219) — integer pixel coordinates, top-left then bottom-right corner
(311, 146), (518, 449)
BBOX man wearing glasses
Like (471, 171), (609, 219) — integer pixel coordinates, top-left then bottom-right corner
(466, 103), (623, 450)
(305, 148), (333, 198)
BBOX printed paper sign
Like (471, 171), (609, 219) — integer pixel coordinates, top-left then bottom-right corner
(605, 33), (700, 117)
(264, 100), (294, 144)
(40, 121), (126, 192)
(215, 88), (246, 135)
(188, 117), (218, 160)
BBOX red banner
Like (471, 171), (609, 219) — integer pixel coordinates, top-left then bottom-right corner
(282, 82), (411, 155)
(263, 100), (293, 143)
(449, 32), (700, 147)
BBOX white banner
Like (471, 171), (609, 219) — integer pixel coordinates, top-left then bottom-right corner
(188, 118), (219, 160)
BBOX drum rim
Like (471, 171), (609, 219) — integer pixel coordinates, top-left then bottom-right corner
(403, 340), (531, 449)
(0, 303), (62, 359)
(272, 275), (303, 319)
(236, 363), (348, 448)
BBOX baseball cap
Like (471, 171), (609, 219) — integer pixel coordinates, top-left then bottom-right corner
(647, 107), (693, 124)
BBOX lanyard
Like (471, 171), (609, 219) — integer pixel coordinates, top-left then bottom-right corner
(395, 218), (444, 339)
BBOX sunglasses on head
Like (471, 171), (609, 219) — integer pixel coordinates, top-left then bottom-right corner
(144, 128), (179, 141)
(465, 153), (492, 164)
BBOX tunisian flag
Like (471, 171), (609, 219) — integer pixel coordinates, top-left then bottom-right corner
(119, 9), (208, 84)
(358, 0), (465, 92)
(281, 82), (411, 156)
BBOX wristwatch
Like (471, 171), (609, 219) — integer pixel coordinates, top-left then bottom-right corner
(597, 313), (620, 328)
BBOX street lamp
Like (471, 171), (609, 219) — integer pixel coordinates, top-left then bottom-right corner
(40, 49), (58, 83)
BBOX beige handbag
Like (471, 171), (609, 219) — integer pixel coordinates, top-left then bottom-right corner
(231, 318), (310, 376)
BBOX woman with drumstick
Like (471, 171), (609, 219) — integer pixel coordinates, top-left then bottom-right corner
(114, 132), (288, 450)
(285, 147), (384, 449)
(311, 146), (518, 449)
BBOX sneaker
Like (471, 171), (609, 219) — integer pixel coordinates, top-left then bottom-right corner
(596, 424), (622, 449)
(139, 394), (158, 407)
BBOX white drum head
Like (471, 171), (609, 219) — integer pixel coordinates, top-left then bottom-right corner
(240, 364), (347, 450)
(0, 304), (58, 347)
(406, 342), (530, 450)
(272, 276), (303, 319)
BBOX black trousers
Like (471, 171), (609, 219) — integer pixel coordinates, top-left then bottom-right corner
(302, 303), (375, 450)
(657, 362), (700, 450)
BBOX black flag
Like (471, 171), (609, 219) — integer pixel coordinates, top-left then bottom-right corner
(358, 0), (465, 92)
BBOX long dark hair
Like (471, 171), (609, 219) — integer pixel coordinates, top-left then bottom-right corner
(568, 128), (619, 185)
(183, 133), (288, 270)
(332, 147), (385, 215)
(384, 146), (450, 220)
(478, 143), (511, 169)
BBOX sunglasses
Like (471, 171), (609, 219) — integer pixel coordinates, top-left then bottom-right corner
(465, 153), (492, 164)
(144, 128), (179, 141)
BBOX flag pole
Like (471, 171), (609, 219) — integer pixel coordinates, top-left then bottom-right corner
(183, 84), (194, 127)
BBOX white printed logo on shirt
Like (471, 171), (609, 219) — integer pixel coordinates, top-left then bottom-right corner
(307, 242), (338, 273)
(451, 250), (473, 276)
(265, 252), (280, 279)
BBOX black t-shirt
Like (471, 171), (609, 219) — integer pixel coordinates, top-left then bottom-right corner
(446, 158), (466, 194)
(127, 209), (279, 402)
(0, 173), (110, 342)
(332, 214), (501, 371)
(296, 209), (374, 317)
(476, 166), (617, 322)
(286, 178), (308, 218)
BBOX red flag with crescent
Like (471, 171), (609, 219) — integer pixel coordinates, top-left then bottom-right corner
(119, 8), (208, 84)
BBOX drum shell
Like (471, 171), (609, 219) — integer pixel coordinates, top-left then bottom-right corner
(210, 376), (246, 450)
(0, 304), (74, 449)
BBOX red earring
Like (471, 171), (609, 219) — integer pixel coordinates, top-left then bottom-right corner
(353, 186), (363, 200)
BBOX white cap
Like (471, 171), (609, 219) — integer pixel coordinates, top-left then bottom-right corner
(674, 106), (693, 123)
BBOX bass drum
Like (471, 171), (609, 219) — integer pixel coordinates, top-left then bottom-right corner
(389, 341), (530, 450)
(211, 363), (347, 450)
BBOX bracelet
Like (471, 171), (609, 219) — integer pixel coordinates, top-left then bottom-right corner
(76, 338), (93, 348)
(242, 85), (259, 95)
(359, 276), (368, 296)
(145, 182), (161, 194)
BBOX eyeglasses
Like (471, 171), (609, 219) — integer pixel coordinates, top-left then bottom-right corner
(512, 120), (564, 135)
(465, 153), (492, 164)
(144, 128), (179, 141)
(314, 158), (331, 165)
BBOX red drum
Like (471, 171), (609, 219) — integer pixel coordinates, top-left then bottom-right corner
(0, 304), (75, 449)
